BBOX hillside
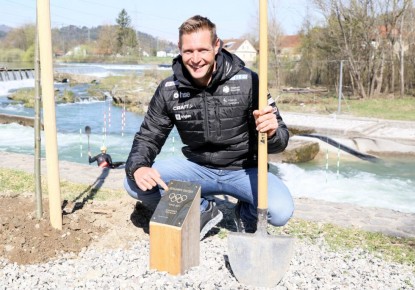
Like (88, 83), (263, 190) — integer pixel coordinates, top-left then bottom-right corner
(0, 24), (12, 38)
(0, 23), (177, 57)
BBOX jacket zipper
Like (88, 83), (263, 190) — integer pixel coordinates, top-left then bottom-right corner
(202, 90), (210, 141)
(215, 103), (221, 136)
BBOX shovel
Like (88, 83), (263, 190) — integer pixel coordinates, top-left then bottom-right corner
(227, 0), (294, 287)
(85, 125), (91, 152)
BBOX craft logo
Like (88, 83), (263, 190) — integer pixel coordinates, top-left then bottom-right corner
(173, 104), (193, 111)
(168, 193), (188, 203)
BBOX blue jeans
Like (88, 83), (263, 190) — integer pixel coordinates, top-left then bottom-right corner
(124, 158), (294, 226)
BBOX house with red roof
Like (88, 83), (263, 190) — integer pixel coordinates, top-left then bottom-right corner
(278, 35), (301, 60)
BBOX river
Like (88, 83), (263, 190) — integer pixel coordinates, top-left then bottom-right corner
(0, 63), (413, 213)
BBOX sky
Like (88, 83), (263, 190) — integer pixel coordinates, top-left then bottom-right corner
(2, 0), (313, 42)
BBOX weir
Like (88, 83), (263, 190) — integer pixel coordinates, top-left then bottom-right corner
(0, 68), (35, 82)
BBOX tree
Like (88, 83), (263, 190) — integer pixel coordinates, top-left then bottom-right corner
(245, 0), (284, 87)
(378, 0), (411, 96)
(115, 9), (138, 55)
(268, 0), (284, 90)
(310, 0), (411, 98)
(402, 4), (415, 96)
(2, 24), (35, 51)
(0, 24), (35, 63)
(95, 25), (118, 55)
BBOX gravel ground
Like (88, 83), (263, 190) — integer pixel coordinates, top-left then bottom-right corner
(1, 236), (414, 289)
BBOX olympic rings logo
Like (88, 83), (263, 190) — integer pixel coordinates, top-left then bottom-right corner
(168, 193), (188, 203)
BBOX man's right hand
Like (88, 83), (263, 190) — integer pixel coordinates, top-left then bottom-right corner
(133, 167), (169, 192)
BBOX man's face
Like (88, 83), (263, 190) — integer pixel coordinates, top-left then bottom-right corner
(179, 29), (220, 87)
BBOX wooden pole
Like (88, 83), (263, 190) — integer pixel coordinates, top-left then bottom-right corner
(34, 16), (43, 219)
(258, 0), (268, 210)
(36, 0), (62, 230)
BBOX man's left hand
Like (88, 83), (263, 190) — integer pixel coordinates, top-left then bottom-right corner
(253, 105), (278, 137)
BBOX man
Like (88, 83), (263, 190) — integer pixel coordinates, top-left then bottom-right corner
(89, 146), (114, 168)
(124, 15), (294, 239)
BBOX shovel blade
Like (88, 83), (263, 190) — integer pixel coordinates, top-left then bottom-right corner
(227, 232), (294, 288)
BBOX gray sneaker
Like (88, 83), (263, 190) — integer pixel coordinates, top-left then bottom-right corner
(200, 200), (223, 240)
(234, 201), (257, 233)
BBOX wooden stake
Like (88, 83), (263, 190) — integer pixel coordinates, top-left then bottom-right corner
(36, 0), (62, 230)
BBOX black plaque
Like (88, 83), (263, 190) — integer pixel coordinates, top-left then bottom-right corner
(151, 180), (200, 227)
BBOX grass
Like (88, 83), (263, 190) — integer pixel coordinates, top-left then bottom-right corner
(9, 87), (76, 107)
(87, 71), (171, 114)
(88, 70), (170, 95)
(0, 168), (125, 202)
(347, 97), (415, 120)
(272, 91), (415, 121)
(8, 88), (35, 108)
(270, 219), (415, 269)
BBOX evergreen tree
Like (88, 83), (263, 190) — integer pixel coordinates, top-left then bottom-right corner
(116, 9), (137, 55)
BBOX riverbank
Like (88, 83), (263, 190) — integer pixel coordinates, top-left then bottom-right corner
(283, 112), (415, 159)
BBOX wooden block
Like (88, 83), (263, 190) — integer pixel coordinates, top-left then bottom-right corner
(149, 180), (200, 275)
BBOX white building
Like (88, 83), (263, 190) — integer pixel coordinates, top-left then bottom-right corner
(222, 39), (257, 63)
(156, 51), (167, 57)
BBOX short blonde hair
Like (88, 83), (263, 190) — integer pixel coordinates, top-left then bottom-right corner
(178, 15), (218, 48)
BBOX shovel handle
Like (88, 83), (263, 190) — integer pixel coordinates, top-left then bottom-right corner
(258, 132), (267, 210)
(258, 0), (268, 211)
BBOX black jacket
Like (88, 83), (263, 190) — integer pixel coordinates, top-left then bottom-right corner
(126, 48), (289, 180)
(89, 153), (113, 168)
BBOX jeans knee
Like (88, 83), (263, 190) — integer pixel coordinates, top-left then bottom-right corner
(124, 177), (161, 210)
(124, 177), (138, 199)
(268, 203), (294, 227)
